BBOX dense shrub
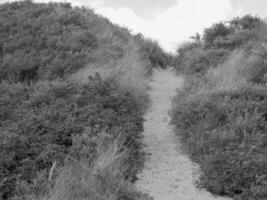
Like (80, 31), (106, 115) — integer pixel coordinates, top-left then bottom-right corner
(0, 1), (164, 200)
(203, 15), (262, 49)
(175, 45), (228, 75)
(174, 15), (266, 75)
(0, 75), (145, 200)
(0, 1), (101, 81)
(171, 87), (267, 199)
(172, 15), (267, 200)
(0, 1), (170, 84)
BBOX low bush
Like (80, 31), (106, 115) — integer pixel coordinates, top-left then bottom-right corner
(172, 15), (267, 200)
(175, 44), (229, 75)
(171, 87), (267, 199)
(0, 1), (157, 200)
(0, 75), (146, 200)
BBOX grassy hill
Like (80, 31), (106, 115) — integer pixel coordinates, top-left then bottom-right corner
(0, 1), (170, 199)
(171, 15), (267, 200)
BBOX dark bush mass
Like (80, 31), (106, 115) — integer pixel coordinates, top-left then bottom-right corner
(0, 1), (156, 199)
(0, 1), (171, 84)
(0, 76), (145, 199)
(172, 15), (267, 200)
(0, 1), (100, 82)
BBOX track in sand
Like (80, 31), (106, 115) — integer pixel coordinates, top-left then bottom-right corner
(135, 68), (231, 200)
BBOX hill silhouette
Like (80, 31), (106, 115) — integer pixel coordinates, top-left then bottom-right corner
(0, 1), (170, 199)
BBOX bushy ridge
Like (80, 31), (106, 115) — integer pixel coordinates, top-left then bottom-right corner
(171, 15), (267, 200)
(0, 0), (171, 113)
(175, 15), (265, 75)
(0, 0), (170, 84)
(0, 1), (162, 200)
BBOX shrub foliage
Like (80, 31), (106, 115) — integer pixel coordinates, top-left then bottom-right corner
(172, 15), (267, 200)
(0, 76), (145, 199)
(0, 1), (154, 200)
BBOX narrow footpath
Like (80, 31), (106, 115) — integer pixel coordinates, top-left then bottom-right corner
(135, 68), (231, 200)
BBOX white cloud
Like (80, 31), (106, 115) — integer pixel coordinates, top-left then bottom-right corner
(91, 0), (236, 52)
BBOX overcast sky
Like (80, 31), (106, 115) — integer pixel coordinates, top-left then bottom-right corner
(1, 0), (267, 52)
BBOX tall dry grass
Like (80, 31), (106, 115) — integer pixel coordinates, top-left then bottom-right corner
(205, 50), (250, 91)
(69, 36), (151, 111)
(40, 132), (149, 200)
(196, 48), (267, 94)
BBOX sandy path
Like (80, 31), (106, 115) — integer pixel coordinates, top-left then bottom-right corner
(135, 68), (231, 200)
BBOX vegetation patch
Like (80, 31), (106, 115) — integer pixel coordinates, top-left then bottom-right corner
(0, 1), (170, 199)
(0, 76), (148, 200)
(171, 15), (267, 200)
